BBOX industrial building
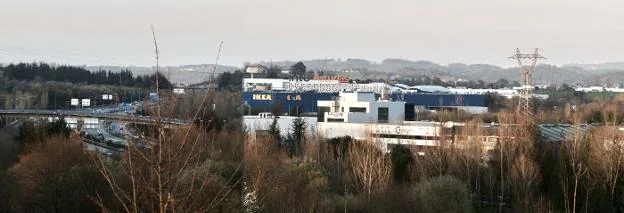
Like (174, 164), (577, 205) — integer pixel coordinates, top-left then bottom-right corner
(244, 91), (615, 155)
(316, 91), (459, 152)
(244, 91), (490, 153)
(241, 77), (488, 115)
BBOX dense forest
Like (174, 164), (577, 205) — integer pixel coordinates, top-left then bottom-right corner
(0, 63), (172, 110)
(1, 62), (172, 89)
(217, 70), (245, 91)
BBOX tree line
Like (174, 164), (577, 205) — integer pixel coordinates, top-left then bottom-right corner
(1, 62), (172, 89)
(0, 81), (151, 110)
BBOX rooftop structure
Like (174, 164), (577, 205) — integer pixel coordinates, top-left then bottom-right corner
(575, 86), (624, 93)
(404, 85), (451, 93)
(243, 78), (387, 93)
(448, 87), (549, 100)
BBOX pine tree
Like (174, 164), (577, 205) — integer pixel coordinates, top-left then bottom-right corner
(268, 118), (281, 146)
(286, 118), (306, 156)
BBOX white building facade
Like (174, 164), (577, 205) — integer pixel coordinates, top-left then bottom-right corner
(317, 92), (404, 124)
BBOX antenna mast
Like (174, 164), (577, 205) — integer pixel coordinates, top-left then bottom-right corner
(509, 48), (545, 122)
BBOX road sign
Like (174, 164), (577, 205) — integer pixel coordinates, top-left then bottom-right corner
(82, 99), (91, 107)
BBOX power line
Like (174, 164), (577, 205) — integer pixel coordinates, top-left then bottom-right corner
(0, 44), (142, 62)
(0, 47), (95, 62)
(0, 46), (151, 65)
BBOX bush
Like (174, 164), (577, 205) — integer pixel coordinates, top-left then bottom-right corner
(417, 175), (472, 213)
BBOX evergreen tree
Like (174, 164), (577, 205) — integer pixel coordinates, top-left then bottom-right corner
(265, 67), (280, 78)
(1, 62), (171, 89)
(391, 145), (413, 183)
(268, 118), (281, 146)
(45, 117), (70, 138)
(286, 117), (306, 156)
(291, 62), (306, 76)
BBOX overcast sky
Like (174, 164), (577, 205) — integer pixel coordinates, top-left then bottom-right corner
(1, 0), (623, 67)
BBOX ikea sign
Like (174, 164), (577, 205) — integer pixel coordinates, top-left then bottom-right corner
(252, 94), (272, 101)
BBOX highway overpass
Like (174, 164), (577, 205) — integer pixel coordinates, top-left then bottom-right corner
(0, 109), (191, 126)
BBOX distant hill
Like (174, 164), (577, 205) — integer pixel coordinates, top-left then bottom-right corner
(254, 58), (624, 86)
(80, 59), (624, 86)
(563, 62), (624, 70)
(83, 64), (238, 85)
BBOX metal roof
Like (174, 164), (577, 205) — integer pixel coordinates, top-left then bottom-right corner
(407, 85), (451, 93)
(538, 124), (592, 143)
(455, 123), (599, 143)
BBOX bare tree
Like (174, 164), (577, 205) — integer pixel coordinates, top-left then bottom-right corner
(560, 113), (589, 213)
(91, 27), (241, 213)
(10, 135), (109, 212)
(588, 104), (624, 206)
(452, 119), (486, 203)
(348, 140), (391, 202)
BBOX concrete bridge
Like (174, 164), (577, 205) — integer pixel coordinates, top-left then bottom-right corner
(0, 109), (191, 126)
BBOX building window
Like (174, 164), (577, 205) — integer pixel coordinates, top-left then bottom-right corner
(327, 118), (344, 122)
(349, 107), (367, 113)
(378, 107), (389, 123)
(317, 107), (330, 122)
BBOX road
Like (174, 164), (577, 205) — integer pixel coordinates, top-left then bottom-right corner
(4, 102), (167, 155)
(0, 109), (191, 125)
(83, 140), (122, 157)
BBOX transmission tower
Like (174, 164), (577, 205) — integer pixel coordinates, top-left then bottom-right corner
(509, 48), (545, 121)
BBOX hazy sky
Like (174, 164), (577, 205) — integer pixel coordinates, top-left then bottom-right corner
(2, 0), (623, 67)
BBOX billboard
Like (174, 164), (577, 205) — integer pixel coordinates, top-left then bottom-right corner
(102, 94), (113, 100)
(173, 88), (185, 94)
(70, 99), (79, 106)
(253, 84), (272, 91)
(82, 99), (91, 107)
(313, 74), (349, 83)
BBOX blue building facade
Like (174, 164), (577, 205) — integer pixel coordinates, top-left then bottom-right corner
(390, 93), (486, 108)
(243, 91), (486, 114)
(243, 92), (338, 114)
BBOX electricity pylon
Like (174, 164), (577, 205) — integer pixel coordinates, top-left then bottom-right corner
(509, 48), (545, 122)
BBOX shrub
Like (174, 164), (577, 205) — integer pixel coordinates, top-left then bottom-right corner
(417, 175), (472, 213)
